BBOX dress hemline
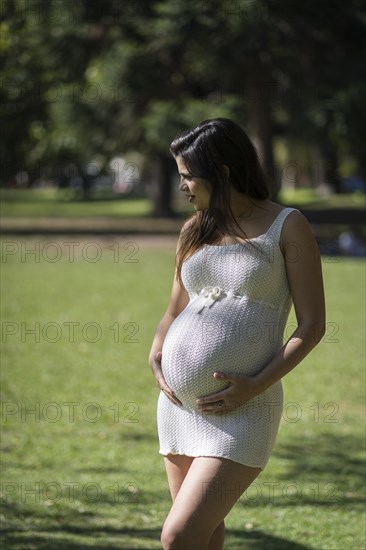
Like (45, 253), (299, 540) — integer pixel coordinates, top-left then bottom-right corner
(159, 449), (265, 470)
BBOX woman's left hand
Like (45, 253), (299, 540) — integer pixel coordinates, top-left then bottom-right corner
(196, 372), (261, 414)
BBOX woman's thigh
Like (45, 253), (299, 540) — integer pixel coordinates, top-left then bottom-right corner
(163, 456), (261, 545)
(163, 454), (195, 501)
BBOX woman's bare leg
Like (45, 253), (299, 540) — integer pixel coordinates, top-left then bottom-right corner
(163, 455), (225, 550)
(161, 456), (261, 550)
(208, 521), (225, 550)
(163, 454), (194, 500)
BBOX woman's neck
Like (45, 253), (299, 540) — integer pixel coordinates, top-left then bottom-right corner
(229, 188), (270, 219)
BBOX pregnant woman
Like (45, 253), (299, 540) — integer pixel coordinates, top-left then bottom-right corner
(148, 118), (325, 550)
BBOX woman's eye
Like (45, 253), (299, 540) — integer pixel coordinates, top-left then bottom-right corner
(180, 175), (192, 182)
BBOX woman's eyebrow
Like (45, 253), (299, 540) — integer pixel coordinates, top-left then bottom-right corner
(179, 172), (192, 178)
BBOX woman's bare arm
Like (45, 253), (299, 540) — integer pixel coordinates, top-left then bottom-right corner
(253, 210), (326, 392)
(148, 270), (189, 366)
(148, 226), (190, 405)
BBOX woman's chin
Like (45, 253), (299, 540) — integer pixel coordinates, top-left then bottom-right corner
(193, 203), (206, 211)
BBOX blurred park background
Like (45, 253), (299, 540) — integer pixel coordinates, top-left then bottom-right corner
(1, 1), (366, 549)
(1, 0), (366, 247)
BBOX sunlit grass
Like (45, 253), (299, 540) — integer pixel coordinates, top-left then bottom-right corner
(1, 187), (364, 219)
(0, 188), (152, 218)
(279, 188), (365, 208)
(1, 237), (365, 549)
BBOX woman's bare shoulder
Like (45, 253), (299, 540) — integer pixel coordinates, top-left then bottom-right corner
(176, 215), (197, 251)
(280, 208), (316, 250)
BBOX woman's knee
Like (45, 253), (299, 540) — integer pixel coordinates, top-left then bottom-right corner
(161, 520), (208, 550)
(161, 523), (184, 550)
(160, 525), (180, 550)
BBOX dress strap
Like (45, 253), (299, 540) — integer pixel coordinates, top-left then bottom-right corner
(266, 207), (299, 242)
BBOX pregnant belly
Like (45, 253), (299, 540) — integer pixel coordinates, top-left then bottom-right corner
(161, 301), (278, 409)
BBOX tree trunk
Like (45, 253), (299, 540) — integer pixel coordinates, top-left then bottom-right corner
(320, 112), (341, 193)
(150, 152), (176, 218)
(246, 58), (278, 199)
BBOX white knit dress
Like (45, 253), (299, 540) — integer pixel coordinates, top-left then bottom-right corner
(157, 207), (297, 469)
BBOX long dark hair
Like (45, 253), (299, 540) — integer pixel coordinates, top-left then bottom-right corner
(170, 118), (270, 285)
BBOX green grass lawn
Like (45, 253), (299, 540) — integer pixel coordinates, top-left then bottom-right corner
(1, 188), (365, 219)
(0, 189), (153, 218)
(0, 237), (365, 549)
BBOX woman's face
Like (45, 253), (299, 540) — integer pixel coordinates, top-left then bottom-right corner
(176, 156), (211, 211)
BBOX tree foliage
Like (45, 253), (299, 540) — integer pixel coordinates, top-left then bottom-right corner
(1, 0), (365, 213)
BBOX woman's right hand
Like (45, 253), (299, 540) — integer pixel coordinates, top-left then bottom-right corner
(151, 351), (183, 407)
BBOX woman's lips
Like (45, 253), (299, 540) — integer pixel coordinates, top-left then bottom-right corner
(186, 194), (195, 202)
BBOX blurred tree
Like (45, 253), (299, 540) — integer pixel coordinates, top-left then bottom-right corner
(0, 0), (106, 184)
(263, 0), (366, 192)
(1, 0), (365, 214)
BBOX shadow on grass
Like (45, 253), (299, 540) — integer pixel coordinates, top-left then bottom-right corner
(72, 466), (131, 474)
(1, 432), (363, 548)
(1, 526), (312, 550)
(1, 491), (312, 549)
(118, 431), (158, 442)
(271, 431), (365, 505)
